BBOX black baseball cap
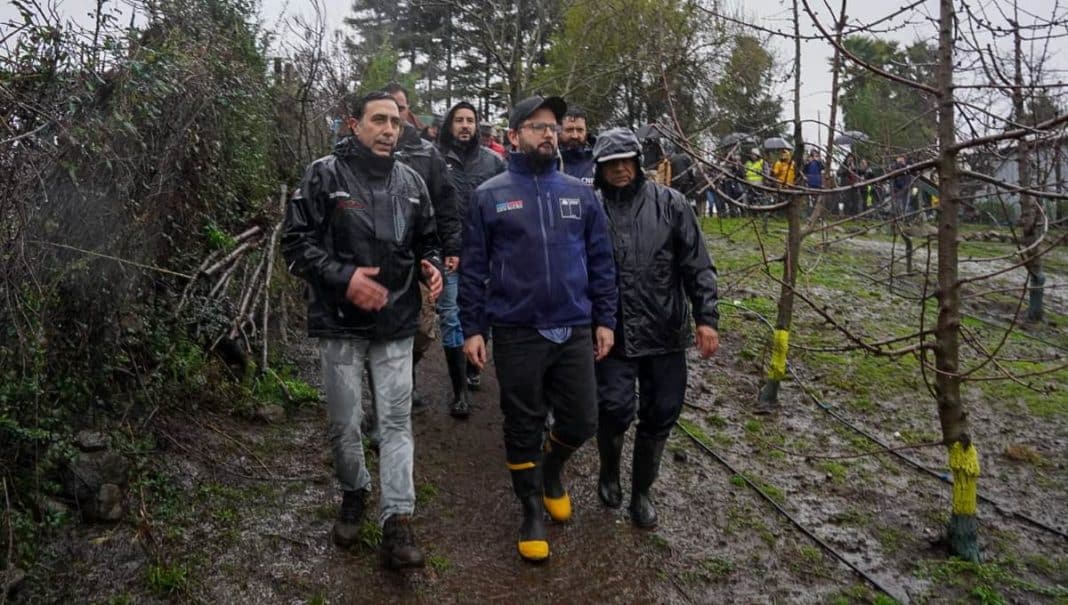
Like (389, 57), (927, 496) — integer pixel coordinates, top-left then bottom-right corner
(508, 95), (567, 131)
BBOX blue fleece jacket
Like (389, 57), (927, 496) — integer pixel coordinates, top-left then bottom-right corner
(459, 152), (617, 337)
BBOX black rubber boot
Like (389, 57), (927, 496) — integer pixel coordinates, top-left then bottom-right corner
(444, 347), (470, 419)
(466, 362), (481, 391)
(596, 427), (625, 509)
(332, 489), (368, 547)
(380, 515), (425, 569)
(542, 435), (577, 523)
(510, 464), (548, 561)
(630, 436), (667, 529)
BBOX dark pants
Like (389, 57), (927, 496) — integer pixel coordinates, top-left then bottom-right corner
(596, 351), (687, 441)
(493, 326), (597, 464)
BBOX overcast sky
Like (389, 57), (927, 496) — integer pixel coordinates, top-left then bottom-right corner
(3, 0), (1066, 145)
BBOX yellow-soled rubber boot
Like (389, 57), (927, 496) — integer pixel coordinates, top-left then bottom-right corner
(509, 462), (549, 562)
(542, 434), (578, 523)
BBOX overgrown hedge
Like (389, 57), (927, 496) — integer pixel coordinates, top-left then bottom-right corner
(0, 0), (304, 570)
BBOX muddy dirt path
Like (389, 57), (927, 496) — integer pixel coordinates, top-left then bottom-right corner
(23, 335), (884, 604)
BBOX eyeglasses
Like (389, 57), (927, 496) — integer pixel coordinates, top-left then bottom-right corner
(518, 122), (561, 134)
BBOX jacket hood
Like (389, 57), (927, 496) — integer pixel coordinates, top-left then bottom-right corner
(397, 122), (424, 150)
(438, 101), (481, 154)
(593, 128), (643, 164)
(593, 128), (645, 193)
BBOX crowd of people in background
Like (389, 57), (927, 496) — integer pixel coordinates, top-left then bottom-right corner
(699, 145), (935, 220)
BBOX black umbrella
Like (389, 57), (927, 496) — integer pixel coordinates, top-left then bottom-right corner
(718, 132), (754, 147)
(763, 136), (791, 150)
(834, 130), (870, 145)
(636, 123), (667, 140)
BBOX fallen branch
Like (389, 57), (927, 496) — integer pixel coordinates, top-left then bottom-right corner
(27, 240), (192, 279)
(208, 257), (243, 298)
(204, 240), (258, 277)
(261, 184), (287, 370)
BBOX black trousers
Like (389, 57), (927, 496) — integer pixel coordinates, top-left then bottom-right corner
(493, 326), (597, 464)
(595, 351), (687, 441)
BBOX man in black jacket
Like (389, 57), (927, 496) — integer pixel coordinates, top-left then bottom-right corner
(282, 91), (444, 569)
(591, 127), (720, 529)
(385, 83), (461, 409)
(436, 100), (505, 418)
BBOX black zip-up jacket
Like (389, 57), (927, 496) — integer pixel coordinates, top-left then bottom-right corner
(594, 131), (718, 357)
(396, 123), (462, 257)
(436, 101), (506, 220)
(282, 136), (443, 340)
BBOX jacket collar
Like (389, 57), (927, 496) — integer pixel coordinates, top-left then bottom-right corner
(333, 136), (395, 179)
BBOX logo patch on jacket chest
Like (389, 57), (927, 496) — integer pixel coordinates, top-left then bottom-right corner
(336, 198), (365, 210)
(560, 197), (582, 219)
(496, 200), (524, 213)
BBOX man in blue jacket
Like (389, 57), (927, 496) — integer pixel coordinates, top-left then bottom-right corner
(459, 95), (617, 562)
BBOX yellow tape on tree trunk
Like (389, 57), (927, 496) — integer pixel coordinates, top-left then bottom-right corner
(948, 441), (980, 516)
(767, 329), (790, 381)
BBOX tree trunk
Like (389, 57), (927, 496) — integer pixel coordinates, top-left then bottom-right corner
(1056, 143), (1065, 222)
(1013, 2), (1044, 322)
(820, 0), (847, 220)
(936, 0), (980, 563)
(756, 0), (803, 412)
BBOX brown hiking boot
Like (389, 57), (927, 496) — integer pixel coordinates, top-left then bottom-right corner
(380, 515), (425, 569)
(333, 489), (368, 548)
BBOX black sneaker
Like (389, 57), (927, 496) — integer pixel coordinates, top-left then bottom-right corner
(380, 515), (425, 569)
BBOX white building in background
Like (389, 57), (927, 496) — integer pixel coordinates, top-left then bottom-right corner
(974, 138), (1068, 224)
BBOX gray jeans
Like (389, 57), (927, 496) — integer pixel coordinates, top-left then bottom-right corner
(320, 337), (415, 524)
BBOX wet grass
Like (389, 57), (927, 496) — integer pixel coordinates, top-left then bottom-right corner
(915, 558), (1068, 602)
(427, 553), (452, 574)
(829, 507), (872, 527)
(817, 461), (848, 484)
(724, 503), (777, 546)
(828, 584), (899, 605)
(145, 562), (189, 598)
(416, 482), (439, 505)
(700, 556), (734, 581)
(357, 518), (382, 549)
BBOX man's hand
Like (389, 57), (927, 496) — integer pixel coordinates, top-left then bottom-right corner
(346, 267), (388, 311)
(444, 256), (460, 272)
(594, 326), (614, 361)
(422, 259), (443, 303)
(696, 325), (719, 359)
(464, 335), (487, 369)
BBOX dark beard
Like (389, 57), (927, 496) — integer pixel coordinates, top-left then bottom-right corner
(454, 135), (479, 154)
(524, 150), (554, 173)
